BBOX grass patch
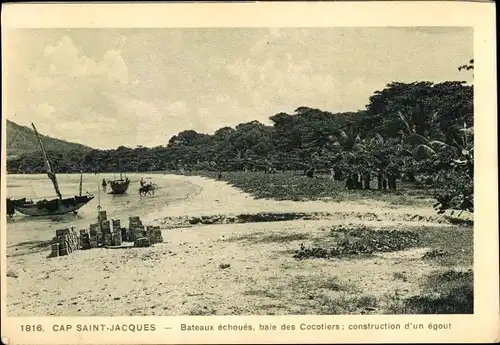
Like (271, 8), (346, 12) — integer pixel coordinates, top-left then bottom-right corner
(419, 226), (473, 267)
(387, 269), (473, 314)
(316, 294), (379, 314)
(392, 272), (408, 281)
(191, 171), (432, 204)
(291, 275), (359, 295)
(293, 226), (421, 259)
(444, 216), (473, 227)
(243, 289), (280, 299)
(227, 231), (310, 244)
(188, 306), (217, 316)
(317, 277), (358, 292)
(292, 224), (472, 267)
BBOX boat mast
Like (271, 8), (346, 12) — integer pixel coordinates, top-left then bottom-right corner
(79, 172), (83, 196)
(31, 123), (62, 199)
(117, 159), (123, 180)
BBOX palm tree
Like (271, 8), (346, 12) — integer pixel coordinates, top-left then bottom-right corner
(397, 110), (474, 214)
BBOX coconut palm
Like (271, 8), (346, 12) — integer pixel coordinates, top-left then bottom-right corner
(397, 110), (474, 214)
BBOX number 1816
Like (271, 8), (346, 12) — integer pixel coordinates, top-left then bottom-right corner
(21, 325), (44, 332)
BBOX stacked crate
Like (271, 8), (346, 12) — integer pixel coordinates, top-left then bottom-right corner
(101, 220), (112, 246)
(98, 210), (107, 222)
(49, 243), (60, 258)
(153, 226), (163, 243)
(134, 236), (150, 247)
(80, 229), (91, 250)
(89, 223), (99, 248)
(128, 216), (143, 242)
(111, 219), (122, 246)
(56, 228), (70, 256)
(52, 228), (79, 257)
(146, 225), (163, 244)
(121, 227), (128, 242)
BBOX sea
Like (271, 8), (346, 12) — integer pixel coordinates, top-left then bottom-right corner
(5, 173), (196, 249)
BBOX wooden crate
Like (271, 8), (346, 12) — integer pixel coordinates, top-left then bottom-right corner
(49, 243), (60, 257)
(98, 210), (107, 222)
(112, 231), (122, 246)
(56, 228), (70, 237)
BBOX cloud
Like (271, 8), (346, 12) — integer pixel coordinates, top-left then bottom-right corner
(100, 92), (193, 147)
(29, 102), (56, 120)
(42, 36), (128, 84)
(6, 28), (473, 148)
(7, 36), (133, 148)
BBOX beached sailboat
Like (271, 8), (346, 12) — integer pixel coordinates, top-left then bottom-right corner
(108, 172), (130, 195)
(13, 123), (94, 216)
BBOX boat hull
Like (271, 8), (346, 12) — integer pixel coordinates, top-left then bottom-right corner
(14, 196), (94, 216)
(109, 180), (130, 194)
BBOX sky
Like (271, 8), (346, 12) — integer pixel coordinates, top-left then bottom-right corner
(4, 27), (473, 149)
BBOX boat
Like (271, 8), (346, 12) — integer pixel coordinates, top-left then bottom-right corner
(12, 123), (94, 216)
(108, 172), (131, 195)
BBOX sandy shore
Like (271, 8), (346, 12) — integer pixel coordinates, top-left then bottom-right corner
(146, 175), (468, 224)
(6, 175), (471, 316)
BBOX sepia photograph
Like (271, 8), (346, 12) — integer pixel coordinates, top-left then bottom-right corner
(1, 2), (497, 344)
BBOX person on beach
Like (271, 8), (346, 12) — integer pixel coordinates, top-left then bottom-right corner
(140, 178), (145, 187)
(102, 179), (107, 191)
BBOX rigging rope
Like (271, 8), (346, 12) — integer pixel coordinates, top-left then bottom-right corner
(29, 180), (38, 199)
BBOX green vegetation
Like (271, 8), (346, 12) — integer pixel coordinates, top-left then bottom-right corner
(293, 226), (421, 259)
(7, 62), (474, 214)
(290, 223), (473, 314)
(387, 269), (473, 314)
(293, 224), (472, 262)
(6, 120), (91, 161)
(188, 170), (433, 204)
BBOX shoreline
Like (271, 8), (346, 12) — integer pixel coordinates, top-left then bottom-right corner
(6, 174), (473, 316)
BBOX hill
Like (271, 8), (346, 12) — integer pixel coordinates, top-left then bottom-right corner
(6, 120), (92, 159)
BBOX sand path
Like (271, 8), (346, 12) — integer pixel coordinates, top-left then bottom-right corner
(145, 175), (469, 226)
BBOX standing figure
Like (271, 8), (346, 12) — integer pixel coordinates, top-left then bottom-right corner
(377, 169), (384, 190)
(363, 169), (371, 189)
(102, 178), (107, 192)
(334, 167), (343, 181)
(387, 164), (398, 190)
(346, 175), (354, 190)
(356, 171), (363, 189)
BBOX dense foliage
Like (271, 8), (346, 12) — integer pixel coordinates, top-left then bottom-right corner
(7, 70), (474, 214)
(6, 120), (91, 159)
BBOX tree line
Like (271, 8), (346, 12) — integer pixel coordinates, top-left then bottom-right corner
(7, 75), (474, 214)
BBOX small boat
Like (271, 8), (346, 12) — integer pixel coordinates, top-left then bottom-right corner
(108, 172), (131, 195)
(12, 123), (94, 217)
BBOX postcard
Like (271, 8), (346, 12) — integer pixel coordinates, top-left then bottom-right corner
(1, 1), (498, 344)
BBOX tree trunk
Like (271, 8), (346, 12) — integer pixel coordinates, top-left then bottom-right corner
(346, 176), (354, 190)
(364, 177), (371, 189)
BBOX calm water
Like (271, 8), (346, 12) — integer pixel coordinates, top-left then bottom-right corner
(6, 173), (196, 247)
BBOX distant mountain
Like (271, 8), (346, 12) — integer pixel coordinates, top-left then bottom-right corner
(6, 120), (92, 159)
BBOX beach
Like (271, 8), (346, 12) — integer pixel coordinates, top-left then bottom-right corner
(6, 174), (473, 316)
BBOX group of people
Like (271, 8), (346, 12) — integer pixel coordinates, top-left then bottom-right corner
(343, 169), (398, 190)
(301, 165), (400, 191)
